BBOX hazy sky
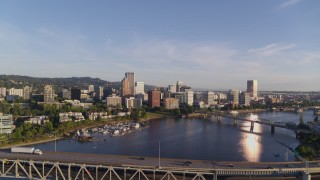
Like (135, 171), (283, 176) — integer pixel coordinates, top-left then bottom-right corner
(0, 0), (319, 91)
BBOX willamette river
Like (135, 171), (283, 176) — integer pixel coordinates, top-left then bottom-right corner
(33, 110), (317, 162)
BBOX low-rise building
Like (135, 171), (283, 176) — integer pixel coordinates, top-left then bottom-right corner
(117, 112), (131, 117)
(64, 100), (93, 109)
(106, 95), (122, 107)
(59, 112), (85, 122)
(164, 98), (179, 110)
(24, 116), (49, 125)
(88, 112), (109, 120)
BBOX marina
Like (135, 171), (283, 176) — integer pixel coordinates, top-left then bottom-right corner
(74, 122), (147, 142)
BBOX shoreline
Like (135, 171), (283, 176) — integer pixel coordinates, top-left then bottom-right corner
(0, 137), (63, 150)
(0, 112), (175, 149)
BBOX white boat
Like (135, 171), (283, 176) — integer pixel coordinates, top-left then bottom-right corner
(113, 130), (120, 135)
(229, 111), (239, 116)
(135, 123), (140, 129)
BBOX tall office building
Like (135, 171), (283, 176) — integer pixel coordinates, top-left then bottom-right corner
(228, 89), (240, 106)
(247, 80), (258, 99)
(44, 85), (55, 102)
(135, 82), (144, 94)
(176, 81), (184, 92)
(71, 87), (81, 100)
(148, 90), (161, 108)
(240, 92), (251, 106)
(22, 86), (32, 100)
(95, 86), (104, 100)
(204, 91), (214, 105)
(184, 89), (194, 106)
(168, 85), (176, 93)
(121, 72), (135, 97)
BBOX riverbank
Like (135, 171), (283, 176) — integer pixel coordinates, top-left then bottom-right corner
(0, 111), (177, 149)
(0, 136), (63, 149)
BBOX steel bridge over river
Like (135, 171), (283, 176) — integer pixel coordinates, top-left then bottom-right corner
(0, 151), (319, 180)
(206, 111), (311, 134)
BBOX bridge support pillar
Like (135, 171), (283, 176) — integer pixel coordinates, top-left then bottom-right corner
(250, 122), (254, 132)
(217, 116), (221, 124)
(271, 125), (275, 134)
(302, 173), (311, 180)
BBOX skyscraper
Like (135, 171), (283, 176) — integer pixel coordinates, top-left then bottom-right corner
(228, 89), (240, 106)
(240, 92), (251, 106)
(121, 72), (135, 97)
(184, 89), (194, 106)
(44, 85), (55, 102)
(176, 81), (184, 92)
(95, 86), (104, 100)
(71, 87), (81, 100)
(247, 80), (258, 99)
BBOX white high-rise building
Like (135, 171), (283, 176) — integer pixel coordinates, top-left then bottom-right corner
(184, 89), (194, 106)
(135, 82), (144, 94)
(176, 81), (184, 92)
(168, 85), (176, 93)
(247, 80), (258, 100)
(88, 85), (94, 93)
(95, 86), (104, 100)
(204, 91), (214, 105)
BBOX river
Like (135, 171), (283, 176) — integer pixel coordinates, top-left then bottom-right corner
(33, 110), (317, 162)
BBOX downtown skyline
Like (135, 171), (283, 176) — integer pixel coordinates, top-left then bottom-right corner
(0, 0), (319, 91)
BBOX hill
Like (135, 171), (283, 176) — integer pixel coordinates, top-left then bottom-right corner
(0, 75), (155, 92)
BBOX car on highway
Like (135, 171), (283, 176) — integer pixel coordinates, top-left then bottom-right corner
(228, 164), (234, 167)
(184, 161), (192, 166)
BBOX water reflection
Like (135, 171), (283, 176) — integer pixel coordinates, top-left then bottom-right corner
(240, 113), (262, 162)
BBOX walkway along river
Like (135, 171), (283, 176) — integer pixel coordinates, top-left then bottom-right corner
(32, 111), (317, 162)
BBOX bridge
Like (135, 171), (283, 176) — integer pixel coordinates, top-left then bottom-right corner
(0, 150), (320, 180)
(207, 111), (310, 134)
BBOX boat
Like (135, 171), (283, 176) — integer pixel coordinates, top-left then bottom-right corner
(135, 123), (140, 129)
(229, 111), (239, 116)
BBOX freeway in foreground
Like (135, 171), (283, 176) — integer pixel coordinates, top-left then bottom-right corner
(0, 150), (319, 170)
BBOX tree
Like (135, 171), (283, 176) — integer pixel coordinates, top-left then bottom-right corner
(44, 121), (54, 133)
(0, 100), (10, 114)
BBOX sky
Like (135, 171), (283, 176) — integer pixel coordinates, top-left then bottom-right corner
(0, 0), (319, 91)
